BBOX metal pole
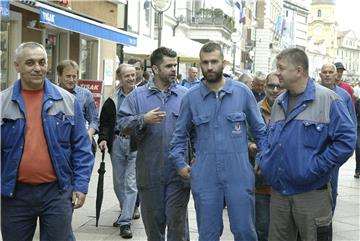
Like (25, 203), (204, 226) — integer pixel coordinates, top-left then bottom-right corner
(158, 12), (163, 48)
(232, 43), (236, 74)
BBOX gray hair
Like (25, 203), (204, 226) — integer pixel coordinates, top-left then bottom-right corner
(238, 73), (253, 83)
(15, 42), (47, 63)
(116, 64), (135, 79)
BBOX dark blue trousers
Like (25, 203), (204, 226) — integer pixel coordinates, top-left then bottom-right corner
(1, 182), (73, 241)
(139, 182), (190, 241)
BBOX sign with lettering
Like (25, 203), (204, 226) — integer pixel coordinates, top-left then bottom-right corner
(77, 80), (103, 109)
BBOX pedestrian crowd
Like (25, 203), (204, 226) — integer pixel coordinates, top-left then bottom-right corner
(1, 41), (358, 241)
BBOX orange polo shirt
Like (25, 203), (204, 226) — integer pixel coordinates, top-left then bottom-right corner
(17, 88), (57, 184)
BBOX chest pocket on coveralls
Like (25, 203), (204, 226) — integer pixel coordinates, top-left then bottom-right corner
(54, 112), (75, 144)
(226, 112), (246, 138)
(193, 115), (211, 139)
(303, 121), (324, 148)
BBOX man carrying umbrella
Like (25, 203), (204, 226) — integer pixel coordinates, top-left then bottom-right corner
(98, 64), (138, 238)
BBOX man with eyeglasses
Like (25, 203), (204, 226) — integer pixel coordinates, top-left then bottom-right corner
(248, 72), (285, 241)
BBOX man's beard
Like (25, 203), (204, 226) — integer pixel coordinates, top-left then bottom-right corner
(203, 71), (223, 83)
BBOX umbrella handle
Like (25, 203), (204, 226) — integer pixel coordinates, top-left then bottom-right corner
(101, 149), (105, 162)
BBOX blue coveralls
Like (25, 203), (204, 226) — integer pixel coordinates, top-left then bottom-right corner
(331, 86), (356, 211)
(170, 79), (267, 241)
(118, 80), (190, 241)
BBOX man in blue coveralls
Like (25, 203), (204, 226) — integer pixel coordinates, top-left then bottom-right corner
(118, 47), (190, 241)
(319, 63), (356, 212)
(169, 41), (267, 241)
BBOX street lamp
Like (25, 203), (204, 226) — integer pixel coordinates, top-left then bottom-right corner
(231, 31), (241, 74)
(151, 0), (172, 48)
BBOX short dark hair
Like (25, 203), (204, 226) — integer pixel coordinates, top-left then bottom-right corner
(150, 47), (177, 67)
(199, 41), (224, 59)
(128, 58), (144, 69)
(57, 60), (79, 76)
(276, 48), (308, 73)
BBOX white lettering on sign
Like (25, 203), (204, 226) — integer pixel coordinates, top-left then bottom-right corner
(42, 11), (55, 23)
(79, 84), (99, 91)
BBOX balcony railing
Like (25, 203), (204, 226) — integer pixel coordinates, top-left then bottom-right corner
(187, 15), (234, 32)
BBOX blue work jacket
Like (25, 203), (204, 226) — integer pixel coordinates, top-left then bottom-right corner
(118, 80), (188, 188)
(259, 79), (356, 195)
(1, 80), (94, 197)
(169, 79), (266, 187)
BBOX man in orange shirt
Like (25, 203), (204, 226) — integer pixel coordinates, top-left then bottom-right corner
(1, 42), (94, 241)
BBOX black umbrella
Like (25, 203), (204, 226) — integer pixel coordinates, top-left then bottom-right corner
(95, 149), (106, 227)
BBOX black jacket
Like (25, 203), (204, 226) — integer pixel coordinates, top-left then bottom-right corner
(98, 97), (117, 154)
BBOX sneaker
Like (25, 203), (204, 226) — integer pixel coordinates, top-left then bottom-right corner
(354, 172), (360, 178)
(120, 224), (133, 239)
(133, 207), (140, 220)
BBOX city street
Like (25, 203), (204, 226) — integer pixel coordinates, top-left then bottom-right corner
(65, 151), (360, 241)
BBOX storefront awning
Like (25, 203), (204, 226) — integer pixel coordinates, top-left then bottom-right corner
(36, 2), (137, 47)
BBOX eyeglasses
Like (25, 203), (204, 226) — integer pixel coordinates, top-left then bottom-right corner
(266, 84), (283, 90)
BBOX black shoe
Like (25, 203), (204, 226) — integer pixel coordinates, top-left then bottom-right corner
(133, 207), (140, 220)
(354, 172), (360, 178)
(120, 225), (133, 239)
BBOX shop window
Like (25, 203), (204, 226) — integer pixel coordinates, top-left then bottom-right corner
(143, 0), (151, 36)
(1, 21), (9, 90)
(80, 38), (98, 80)
(127, 0), (139, 33)
(45, 33), (58, 83)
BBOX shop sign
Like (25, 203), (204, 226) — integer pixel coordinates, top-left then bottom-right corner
(77, 80), (103, 109)
(0, 0), (10, 17)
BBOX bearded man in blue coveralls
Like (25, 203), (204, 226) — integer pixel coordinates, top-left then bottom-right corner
(118, 47), (190, 241)
(169, 41), (267, 241)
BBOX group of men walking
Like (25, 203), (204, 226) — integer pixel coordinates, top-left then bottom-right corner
(1, 40), (357, 241)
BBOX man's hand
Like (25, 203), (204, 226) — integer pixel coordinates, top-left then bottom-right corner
(144, 107), (166, 124)
(72, 191), (86, 209)
(254, 164), (261, 175)
(177, 165), (191, 179)
(88, 128), (96, 141)
(248, 143), (258, 160)
(98, 140), (107, 151)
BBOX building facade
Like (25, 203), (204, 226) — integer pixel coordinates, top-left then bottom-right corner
(254, 0), (283, 74)
(1, 0), (136, 99)
(282, 0), (309, 49)
(307, 0), (337, 78)
(337, 30), (360, 81)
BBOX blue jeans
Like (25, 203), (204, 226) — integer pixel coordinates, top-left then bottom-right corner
(139, 182), (190, 241)
(1, 182), (73, 241)
(111, 135), (137, 226)
(355, 127), (360, 173)
(255, 194), (270, 241)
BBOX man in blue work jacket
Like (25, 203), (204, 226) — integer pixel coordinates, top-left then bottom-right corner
(118, 47), (190, 241)
(319, 63), (356, 212)
(258, 48), (356, 241)
(1, 42), (94, 241)
(169, 41), (267, 241)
